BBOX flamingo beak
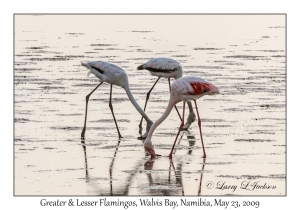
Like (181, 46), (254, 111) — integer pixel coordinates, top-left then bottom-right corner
(147, 148), (157, 157)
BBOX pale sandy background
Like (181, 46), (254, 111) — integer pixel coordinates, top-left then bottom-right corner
(14, 15), (285, 196)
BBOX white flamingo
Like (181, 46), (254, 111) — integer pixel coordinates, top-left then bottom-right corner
(137, 57), (196, 130)
(81, 61), (153, 139)
(143, 76), (219, 158)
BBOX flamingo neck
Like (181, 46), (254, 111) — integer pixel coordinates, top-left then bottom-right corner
(144, 97), (178, 145)
(123, 85), (152, 124)
(187, 101), (194, 114)
(174, 66), (183, 79)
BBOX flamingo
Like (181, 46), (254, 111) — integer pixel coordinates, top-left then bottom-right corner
(137, 57), (196, 130)
(143, 76), (219, 158)
(81, 61), (153, 139)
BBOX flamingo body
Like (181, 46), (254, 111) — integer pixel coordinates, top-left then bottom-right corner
(82, 61), (128, 88)
(171, 76), (219, 101)
(137, 57), (182, 79)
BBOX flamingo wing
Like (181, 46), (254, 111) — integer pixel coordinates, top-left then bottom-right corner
(172, 76), (219, 96)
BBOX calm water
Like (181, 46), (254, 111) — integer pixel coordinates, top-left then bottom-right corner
(14, 15), (286, 195)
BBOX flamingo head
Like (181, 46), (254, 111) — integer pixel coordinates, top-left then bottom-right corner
(144, 140), (156, 157)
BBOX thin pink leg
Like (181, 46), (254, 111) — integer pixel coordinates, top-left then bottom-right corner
(169, 101), (186, 159)
(194, 100), (206, 158)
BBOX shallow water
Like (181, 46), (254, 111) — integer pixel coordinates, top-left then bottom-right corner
(14, 15), (285, 196)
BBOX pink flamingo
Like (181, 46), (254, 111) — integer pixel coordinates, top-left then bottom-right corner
(143, 76), (219, 159)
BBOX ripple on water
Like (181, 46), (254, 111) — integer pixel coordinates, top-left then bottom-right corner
(234, 139), (275, 142)
(217, 174), (286, 180)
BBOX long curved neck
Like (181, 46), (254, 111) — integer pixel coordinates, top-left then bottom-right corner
(174, 66), (183, 79)
(144, 98), (178, 144)
(187, 101), (194, 114)
(124, 85), (151, 123)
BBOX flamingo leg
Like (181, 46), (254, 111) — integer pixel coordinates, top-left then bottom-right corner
(168, 78), (182, 121)
(139, 77), (160, 131)
(172, 132), (184, 155)
(169, 101), (186, 159)
(81, 82), (103, 139)
(194, 100), (206, 158)
(109, 84), (123, 138)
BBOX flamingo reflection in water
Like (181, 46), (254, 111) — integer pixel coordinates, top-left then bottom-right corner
(143, 158), (184, 196)
(142, 131), (207, 196)
(173, 131), (206, 195)
(81, 138), (143, 195)
(81, 140), (184, 196)
(143, 158), (206, 195)
(81, 138), (206, 195)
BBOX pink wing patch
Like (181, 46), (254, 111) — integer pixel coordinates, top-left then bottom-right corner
(190, 82), (216, 95)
